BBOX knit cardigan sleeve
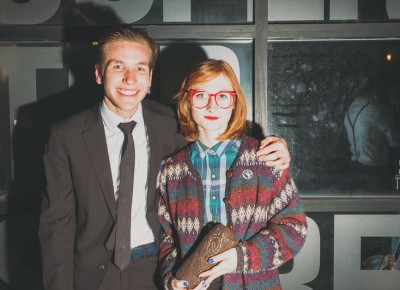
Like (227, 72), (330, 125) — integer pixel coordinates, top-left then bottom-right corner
(234, 167), (307, 273)
(157, 159), (178, 289)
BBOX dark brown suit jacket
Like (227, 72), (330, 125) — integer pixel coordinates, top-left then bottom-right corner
(39, 99), (186, 290)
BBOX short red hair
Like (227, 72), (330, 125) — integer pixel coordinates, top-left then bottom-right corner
(176, 59), (247, 142)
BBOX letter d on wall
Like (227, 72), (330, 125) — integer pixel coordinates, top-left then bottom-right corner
(0, 0), (61, 24)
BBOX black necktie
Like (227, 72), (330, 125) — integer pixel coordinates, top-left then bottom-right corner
(114, 121), (136, 270)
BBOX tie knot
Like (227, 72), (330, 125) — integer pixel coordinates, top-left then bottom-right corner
(118, 121), (136, 135)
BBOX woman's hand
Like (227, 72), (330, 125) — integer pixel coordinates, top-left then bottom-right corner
(170, 278), (189, 290)
(171, 278), (209, 290)
(196, 247), (238, 288)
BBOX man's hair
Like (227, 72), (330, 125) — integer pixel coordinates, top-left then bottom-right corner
(176, 59), (247, 142)
(96, 25), (158, 74)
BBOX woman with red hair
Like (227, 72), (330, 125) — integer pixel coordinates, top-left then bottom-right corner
(157, 59), (307, 290)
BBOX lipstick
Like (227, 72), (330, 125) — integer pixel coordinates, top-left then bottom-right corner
(204, 116), (219, 120)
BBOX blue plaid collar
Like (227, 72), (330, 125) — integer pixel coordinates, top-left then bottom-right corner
(191, 139), (241, 159)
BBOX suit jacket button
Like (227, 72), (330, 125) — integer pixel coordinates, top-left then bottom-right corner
(98, 265), (105, 271)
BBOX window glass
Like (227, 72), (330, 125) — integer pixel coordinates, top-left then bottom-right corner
(268, 0), (400, 23)
(267, 40), (400, 195)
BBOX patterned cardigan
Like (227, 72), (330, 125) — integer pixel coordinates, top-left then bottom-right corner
(157, 136), (307, 290)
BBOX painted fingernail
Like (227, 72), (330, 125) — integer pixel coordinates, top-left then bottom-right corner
(209, 258), (214, 264)
(183, 281), (188, 287)
(198, 275), (202, 278)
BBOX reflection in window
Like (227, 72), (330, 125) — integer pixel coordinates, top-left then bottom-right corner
(268, 0), (400, 23)
(267, 40), (400, 195)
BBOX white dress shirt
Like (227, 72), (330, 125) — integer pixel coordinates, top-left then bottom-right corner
(101, 102), (155, 249)
(344, 96), (400, 167)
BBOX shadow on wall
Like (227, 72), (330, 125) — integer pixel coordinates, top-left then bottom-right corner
(152, 42), (209, 105)
(152, 43), (264, 140)
(3, 4), (120, 290)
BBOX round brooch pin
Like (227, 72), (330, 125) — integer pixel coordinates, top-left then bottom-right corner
(242, 169), (253, 179)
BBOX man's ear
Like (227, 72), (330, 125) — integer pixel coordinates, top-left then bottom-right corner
(149, 69), (153, 85)
(147, 69), (153, 93)
(95, 64), (103, 84)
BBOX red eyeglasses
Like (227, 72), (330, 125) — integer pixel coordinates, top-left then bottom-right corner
(188, 90), (236, 109)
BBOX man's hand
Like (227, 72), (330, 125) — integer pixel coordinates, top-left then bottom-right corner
(256, 136), (290, 170)
(195, 248), (238, 289)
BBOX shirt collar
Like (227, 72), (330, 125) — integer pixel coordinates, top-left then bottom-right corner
(100, 101), (144, 132)
(191, 139), (241, 159)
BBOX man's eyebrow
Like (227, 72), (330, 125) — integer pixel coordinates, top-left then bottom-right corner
(105, 60), (150, 67)
(105, 59), (124, 67)
(137, 61), (150, 66)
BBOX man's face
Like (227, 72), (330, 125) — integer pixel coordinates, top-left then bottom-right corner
(95, 40), (153, 119)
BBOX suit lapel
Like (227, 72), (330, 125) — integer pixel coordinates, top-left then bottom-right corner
(82, 106), (116, 220)
(142, 101), (163, 211)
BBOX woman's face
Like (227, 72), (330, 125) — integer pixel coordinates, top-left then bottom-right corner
(190, 74), (235, 137)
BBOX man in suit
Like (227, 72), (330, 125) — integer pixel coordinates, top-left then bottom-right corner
(39, 26), (291, 290)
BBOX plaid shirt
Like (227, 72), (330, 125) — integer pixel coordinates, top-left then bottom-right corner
(190, 139), (241, 225)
